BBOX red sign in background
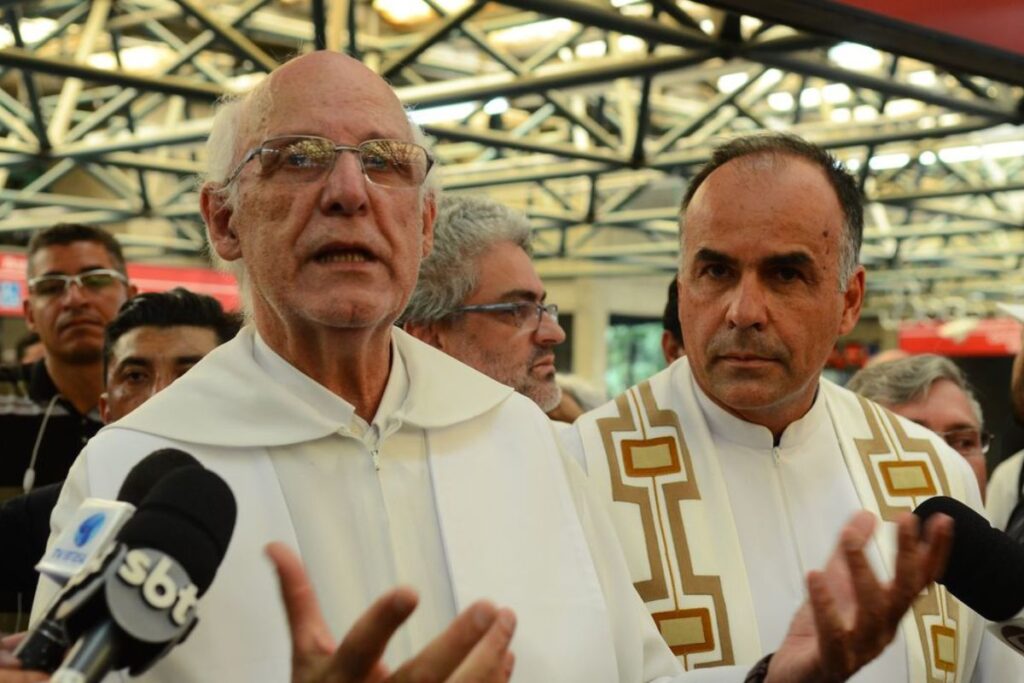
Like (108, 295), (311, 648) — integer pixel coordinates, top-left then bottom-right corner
(834, 0), (1024, 58)
(0, 251), (239, 316)
(899, 318), (1023, 357)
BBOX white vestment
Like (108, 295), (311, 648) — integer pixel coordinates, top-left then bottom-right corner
(563, 358), (1023, 682)
(34, 327), (682, 683)
(987, 450), (1024, 531)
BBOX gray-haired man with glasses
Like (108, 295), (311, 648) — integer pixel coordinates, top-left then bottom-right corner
(402, 194), (566, 413)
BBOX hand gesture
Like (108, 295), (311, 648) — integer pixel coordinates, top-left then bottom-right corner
(267, 542), (517, 683)
(766, 510), (953, 683)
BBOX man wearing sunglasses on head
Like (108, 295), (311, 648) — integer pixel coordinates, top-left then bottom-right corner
(0, 223), (135, 631)
(401, 194), (566, 414)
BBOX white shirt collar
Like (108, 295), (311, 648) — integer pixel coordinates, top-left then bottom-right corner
(689, 366), (828, 450)
(113, 326), (511, 447)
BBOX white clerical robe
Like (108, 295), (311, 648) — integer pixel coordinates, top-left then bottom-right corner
(34, 327), (682, 683)
(563, 357), (1024, 683)
(987, 450), (1024, 531)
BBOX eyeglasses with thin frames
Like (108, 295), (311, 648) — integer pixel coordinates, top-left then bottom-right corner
(456, 302), (559, 330)
(938, 427), (992, 456)
(27, 269), (128, 298)
(223, 135), (434, 189)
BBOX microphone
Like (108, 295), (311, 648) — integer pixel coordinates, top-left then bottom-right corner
(49, 465), (236, 683)
(35, 449), (201, 586)
(914, 496), (1024, 656)
(15, 449), (215, 674)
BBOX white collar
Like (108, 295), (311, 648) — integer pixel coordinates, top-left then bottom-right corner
(111, 326), (513, 447)
(686, 359), (829, 450)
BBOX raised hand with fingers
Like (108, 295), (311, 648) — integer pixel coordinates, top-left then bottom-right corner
(267, 542), (517, 683)
(764, 509), (953, 683)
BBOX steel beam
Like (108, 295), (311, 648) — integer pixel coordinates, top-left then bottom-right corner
(0, 48), (224, 100)
(174, 0), (278, 72)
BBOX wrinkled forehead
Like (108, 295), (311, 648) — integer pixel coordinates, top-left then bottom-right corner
(249, 62), (413, 145)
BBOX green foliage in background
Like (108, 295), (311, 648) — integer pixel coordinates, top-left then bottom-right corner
(605, 321), (665, 398)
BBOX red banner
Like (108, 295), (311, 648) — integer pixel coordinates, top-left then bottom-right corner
(834, 0), (1024, 57)
(899, 318), (1022, 357)
(0, 251), (239, 316)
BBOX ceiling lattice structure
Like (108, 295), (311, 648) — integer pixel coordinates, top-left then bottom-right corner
(1, 0), (1022, 320)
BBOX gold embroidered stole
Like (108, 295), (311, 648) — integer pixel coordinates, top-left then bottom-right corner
(578, 362), (976, 681)
(826, 383), (974, 682)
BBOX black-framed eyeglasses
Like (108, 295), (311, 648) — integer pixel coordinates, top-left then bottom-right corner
(938, 427), (992, 455)
(223, 135), (434, 189)
(27, 268), (128, 298)
(457, 302), (559, 329)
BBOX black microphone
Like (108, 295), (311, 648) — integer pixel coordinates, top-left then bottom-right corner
(17, 449), (203, 672)
(50, 465), (236, 683)
(913, 496), (1024, 621)
(116, 448), (200, 505)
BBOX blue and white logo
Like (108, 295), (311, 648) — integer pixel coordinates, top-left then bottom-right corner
(75, 512), (107, 547)
(0, 281), (19, 308)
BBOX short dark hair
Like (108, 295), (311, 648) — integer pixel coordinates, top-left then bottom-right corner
(103, 288), (241, 376)
(681, 133), (864, 287)
(15, 331), (41, 363)
(662, 276), (682, 346)
(26, 223), (127, 277)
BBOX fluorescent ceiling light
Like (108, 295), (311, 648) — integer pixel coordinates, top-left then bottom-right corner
(492, 18), (573, 47)
(409, 101), (478, 125)
(869, 153), (910, 170)
(828, 42), (883, 71)
(373, 0), (469, 25)
(799, 88), (821, 108)
(983, 140), (1024, 159)
(938, 145), (982, 163)
(908, 70), (937, 87)
(576, 40), (607, 58)
(483, 97), (509, 115)
(617, 35), (646, 53)
(717, 72), (749, 93)
(830, 108), (851, 123)
(919, 150), (937, 165)
(86, 45), (172, 72)
(853, 105), (878, 122)
(0, 17), (56, 47)
(822, 83), (851, 104)
(884, 98), (920, 117)
(767, 92), (794, 111)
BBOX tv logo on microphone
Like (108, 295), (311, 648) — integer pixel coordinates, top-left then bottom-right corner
(117, 549), (199, 627)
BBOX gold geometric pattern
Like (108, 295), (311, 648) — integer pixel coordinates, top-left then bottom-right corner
(853, 396), (961, 682)
(931, 625), (957, 673)
(622, 436), (681, 476)
(596, 381), (734, 669)
(653, 608), (715, 655)
(879, 460), (936, 497)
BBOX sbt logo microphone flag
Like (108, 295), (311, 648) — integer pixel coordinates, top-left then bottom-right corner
(115, 548), (200, 630)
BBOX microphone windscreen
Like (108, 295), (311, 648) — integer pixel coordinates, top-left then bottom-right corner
(116, 466), (237, 594)
(914, 496), (1024, 621)
(117, 448), (201, 505)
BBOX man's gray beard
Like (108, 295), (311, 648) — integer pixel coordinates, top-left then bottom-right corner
(522, 378), (562, 413)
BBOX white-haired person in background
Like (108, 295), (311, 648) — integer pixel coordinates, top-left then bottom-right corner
(401, 194), (566, 413)
(847, 353), (990, 497)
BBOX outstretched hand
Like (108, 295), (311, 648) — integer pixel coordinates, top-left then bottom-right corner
(267, 542), (517, 683)
(766, 510), (953, 683)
